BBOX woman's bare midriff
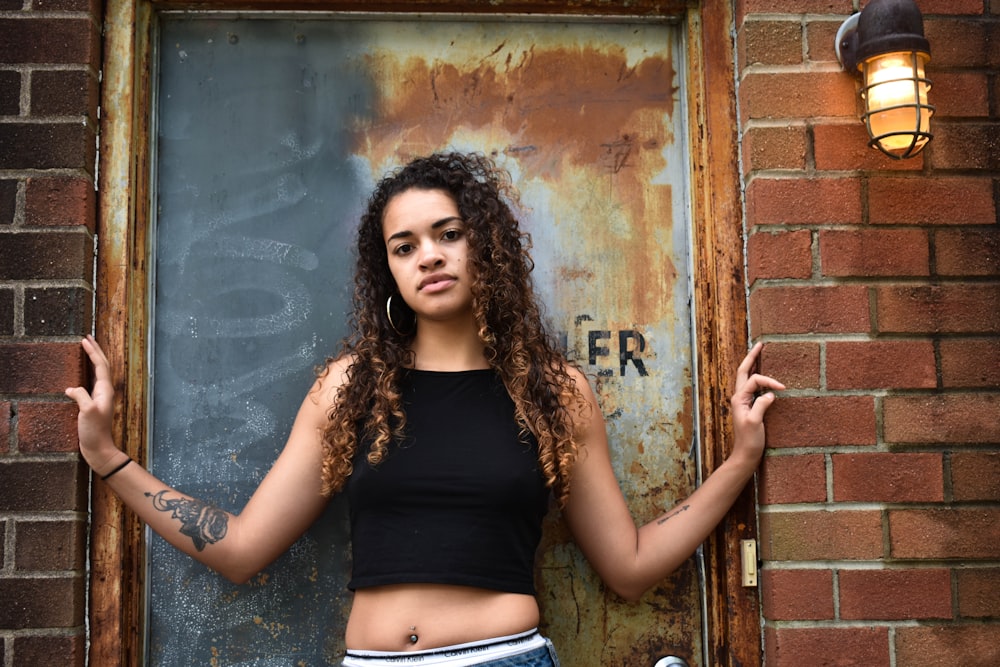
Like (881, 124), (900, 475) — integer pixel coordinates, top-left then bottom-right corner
(345, 584), (540, 651)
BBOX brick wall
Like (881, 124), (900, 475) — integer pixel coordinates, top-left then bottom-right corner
(739, 0), (1000, 665)
(0, 0), (101, 665)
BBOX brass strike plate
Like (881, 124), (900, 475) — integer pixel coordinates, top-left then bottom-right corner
(741, 539), (758, 587)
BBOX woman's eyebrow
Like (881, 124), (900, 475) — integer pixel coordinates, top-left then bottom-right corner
(386, 216), (463, 243)
(431, 216), (463, 229)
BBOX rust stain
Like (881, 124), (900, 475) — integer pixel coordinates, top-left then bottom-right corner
(353, 39), (679, 325)
(350, 25), (698, 665)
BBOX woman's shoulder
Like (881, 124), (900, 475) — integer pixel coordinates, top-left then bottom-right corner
(323, 353), (356, 378)
(547, 361), (599, 416)
(308, 353), (356, 408)
(553, 360), (591, 393)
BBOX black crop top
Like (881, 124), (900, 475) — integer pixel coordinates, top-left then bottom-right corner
(346, 369), (550, 595)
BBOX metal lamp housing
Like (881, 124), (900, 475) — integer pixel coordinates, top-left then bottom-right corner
(836, 0), (934, 159)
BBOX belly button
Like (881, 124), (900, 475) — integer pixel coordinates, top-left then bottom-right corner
(409, 626), (418, 644)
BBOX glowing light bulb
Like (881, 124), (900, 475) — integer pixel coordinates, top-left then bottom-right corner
(862, 51), (932, 156)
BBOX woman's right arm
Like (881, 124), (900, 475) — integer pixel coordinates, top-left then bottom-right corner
(66, 335), (345, 584)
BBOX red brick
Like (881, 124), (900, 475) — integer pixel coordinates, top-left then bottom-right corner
(895, 625), (1000, 667)
(990, 14), (1000, 67)
(739, 20), (803, 68)
(0, 576), (84, 629)
(34, 0), (102, 10)
(18, 401), (80, 453)
(24, 286), (93, 337)
(0, 343), (86, 394)
(924, 19), (991, 68)
(11, 635), (85, 667)
(820, 228), (929, 277)
(30, 69), (99, 119)
(746, 229), (812, 284)
(813, 123), (923, 172)
(14, 519), (87, 570)
(0, 230), (92, 280)
(936, 228), (1000, 277)
(804, 19), (841, 65)
(826, 340), (936, 390)
(833, 452), (943, 503)
(0, 122), (96, 171)
(760, 341), (820, 390)
(840, 568), (952, 620)
(740, 71), (857, 121)
(765, 626), (890, 667)
(24, 176), (96, 229)
(759, 453), (827, 505)
(940, 339), (1000, 388)
(951, 451), (1000, 502)
(884, 394), (1000, 445)
(932, 123), (1000, 171)
(759, 509), (883, 561)
(868, 177), (995, 225)
(0, 18), (98, 65)
(0, 178), (16, 225)
(0, 288), (13, 336)
(0, 401), (10, 454)
(746, 177), (862, 226)
(957, 568), (1000, 618)
(742, 124), (807, 173)
(746, 0), (854, 12)
(760, 569), (833, 620)
(750, 285), (870, 336)
(743, 0), (857, 13)
(917, 0), (985, 12)
(0, 461), (87, 512)
(765, 395), (876, 447)
(875, 284), (1000, 334)
(932, 72), (991, 118)
(0, 70), (19, 115)
(890, 508), (1000, 559)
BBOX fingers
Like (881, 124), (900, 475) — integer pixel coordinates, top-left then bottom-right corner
(81, 335), (111, 377)
(65, 336), (112, 405)
(64, 385), (91, 407)
(733, 342), (785, 414)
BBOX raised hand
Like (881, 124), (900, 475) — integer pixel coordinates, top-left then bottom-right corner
(729, 342), (785, 467)
(65, 335), (122, 474)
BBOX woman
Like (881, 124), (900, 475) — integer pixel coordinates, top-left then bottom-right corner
(68, 152), (784, 666)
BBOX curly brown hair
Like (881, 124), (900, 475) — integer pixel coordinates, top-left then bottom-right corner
(319, 152), (587, 507)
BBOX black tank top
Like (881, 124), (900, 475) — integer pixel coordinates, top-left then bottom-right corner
(346, 369), (550, 595)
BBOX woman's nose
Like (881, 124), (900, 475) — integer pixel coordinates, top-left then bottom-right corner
(418, 243), (445, 269)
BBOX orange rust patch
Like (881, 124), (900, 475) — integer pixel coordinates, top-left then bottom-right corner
(354, 39), (679, 325)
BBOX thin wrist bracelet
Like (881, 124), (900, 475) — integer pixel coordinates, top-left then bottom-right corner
(100, 457), (132, 481)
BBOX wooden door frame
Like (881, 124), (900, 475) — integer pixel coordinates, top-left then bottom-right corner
(92, 1), (756, 664)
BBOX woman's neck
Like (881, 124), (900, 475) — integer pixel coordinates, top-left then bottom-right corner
(409, 317), (488, 371)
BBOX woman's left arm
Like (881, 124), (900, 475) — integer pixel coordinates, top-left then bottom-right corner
(562, 342), (784, 602)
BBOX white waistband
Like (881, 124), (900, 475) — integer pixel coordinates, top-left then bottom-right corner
(343, 629), (544, 666)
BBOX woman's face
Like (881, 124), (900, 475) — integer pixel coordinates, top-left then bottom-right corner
(382, 188), (474, 324)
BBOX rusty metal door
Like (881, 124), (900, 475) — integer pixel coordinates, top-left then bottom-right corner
(150, 15), (697, 666)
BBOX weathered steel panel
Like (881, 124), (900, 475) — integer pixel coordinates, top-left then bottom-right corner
(351, 20), (698, 666)
(150, 15), (696, 666)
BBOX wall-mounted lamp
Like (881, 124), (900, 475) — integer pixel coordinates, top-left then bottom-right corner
(835, 0), (934, 159)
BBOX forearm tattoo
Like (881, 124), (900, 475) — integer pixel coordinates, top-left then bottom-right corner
(145, 490), (228, 551)
(656, 504), (690, 526)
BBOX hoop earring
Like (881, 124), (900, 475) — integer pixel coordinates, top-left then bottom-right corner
(386, 294), (414, 336)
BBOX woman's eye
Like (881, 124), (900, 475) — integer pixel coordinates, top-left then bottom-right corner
(393, 243), (413, 256)
(442, 229), (462, 241)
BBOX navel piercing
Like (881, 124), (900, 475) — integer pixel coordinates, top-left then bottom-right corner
(409, 626), (418, 644)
